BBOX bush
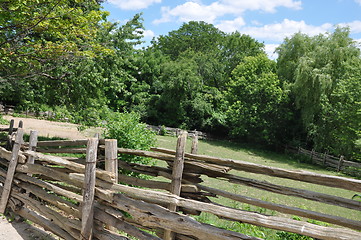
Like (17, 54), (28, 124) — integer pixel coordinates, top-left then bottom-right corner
(276, 231), (313, 240)
(103, 112), (156, 177)
(0, 115), (8, 125)
(159, 125), (168, 136)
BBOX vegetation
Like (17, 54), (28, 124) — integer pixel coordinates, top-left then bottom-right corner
(1, 2), (360, 162)
(0, 115), (8, 125)
(156, 135), (361, 239)
(103, 111), (156, 177)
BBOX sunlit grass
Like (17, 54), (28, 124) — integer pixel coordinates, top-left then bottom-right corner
(155, 135), (361, 239)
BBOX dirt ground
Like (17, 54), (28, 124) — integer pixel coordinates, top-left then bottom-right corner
(0, 215), (57, 240)
(1, 115), (103, 140)
(0, 115), (103, 240)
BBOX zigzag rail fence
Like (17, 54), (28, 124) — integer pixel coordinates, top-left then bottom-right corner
(0, 120), (360, 240)
(285, 145), (361, 176)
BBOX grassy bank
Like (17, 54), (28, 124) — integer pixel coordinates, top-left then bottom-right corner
(155, 135), (361, 239)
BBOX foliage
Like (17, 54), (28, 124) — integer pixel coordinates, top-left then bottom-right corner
(0, 115), (8, 125)
(276, 231), (313, 240)
(226, 54), (289, 144)
(154, 21), (225, 60)
(221, 32), (265, 78)
(145, 54), (220, 130)
(352, 194), (361, 201)
(142, 21), (263, 133)
(159, 125), (167, 136)
(103, 112), (156, 174)
(276, 27), (361, 159)
(0, 0), (110, 82)
(1, 6), (360, 166)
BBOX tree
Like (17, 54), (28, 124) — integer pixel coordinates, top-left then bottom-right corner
(221, 32), (265, 78)
(146, 56), (204, 128)
(0, 0), (109, 76)
(154, 21), (225, 60)
(311, 57), (361, 159)
(142, 21), (264, 133)
(226, 54), (289, 144)
(276, 32), (315, 85)
(276, 27), (361, 159)
(0, 0), (110, 105)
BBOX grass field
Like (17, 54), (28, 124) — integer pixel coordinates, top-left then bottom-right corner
(155, 135), (361, 239)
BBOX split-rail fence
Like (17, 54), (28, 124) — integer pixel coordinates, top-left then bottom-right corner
(286, 145), (361, 176)
(0, 121), (361, 239)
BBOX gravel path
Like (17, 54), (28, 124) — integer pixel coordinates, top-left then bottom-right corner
(0, 115), (103, 239)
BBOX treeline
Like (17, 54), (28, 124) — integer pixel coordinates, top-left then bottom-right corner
(0, 1), (360, 161)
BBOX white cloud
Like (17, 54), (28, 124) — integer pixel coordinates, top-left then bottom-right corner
(216, 17), (246, 33)
(355, 39), (361, 49)
(142, 29), (155, 38)
(338, 20), (361, 34)
(264, 44), (279, 60)
(355, 0), (361, 6)
(153, 2), (230, 24)
(241, 19), (333, 41)
(240, 19), (361, 43)
(153, 0), (302, 24)
(108, 0), (161, 10)
(221, 0), (302, 13)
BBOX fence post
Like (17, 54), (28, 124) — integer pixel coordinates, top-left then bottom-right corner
(18, 120), (23, 129)
(27, 130), (38, 166)
(81, 138), (99, 240)
(0, 128), (24, 214)
(105, 139), (118, 183)
(337, 155), (344, 172)
(310, 149), (315, 163)
(164, 131), (187, 240)
(5, 119), (14, 150)
(322, 151), (328, 166)
(191, 131), (198, 154)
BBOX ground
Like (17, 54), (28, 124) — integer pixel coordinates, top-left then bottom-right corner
(0, 115), (100, 240)
(1, 115), (102, 140)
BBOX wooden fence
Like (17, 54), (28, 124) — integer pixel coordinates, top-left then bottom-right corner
(147, 125), (208, 139)
(286, 145), (361, 175)
(0, 119), (22, 150)
(0, 123), (361, 239)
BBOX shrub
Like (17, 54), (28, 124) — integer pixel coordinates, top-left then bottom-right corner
(276, 231), (313, 240)
(159, 125), (168, 136)
(103, 112), (156, 177)
(0, 115), (8, 125)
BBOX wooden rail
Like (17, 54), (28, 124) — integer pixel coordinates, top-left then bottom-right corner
(286, 145), (361, 175)
(0, 127), (361, 239)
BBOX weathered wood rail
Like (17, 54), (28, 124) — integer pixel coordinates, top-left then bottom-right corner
(0, 121), (360, 240)
(286, 145), (361, 176)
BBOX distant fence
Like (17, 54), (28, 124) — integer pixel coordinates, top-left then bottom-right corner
(147, 124), (208, 139)
(0, 119), (22, 150)
(0, 103), (14, 115)
(0, 121), (361, 239)
(286, 145), (361, 176)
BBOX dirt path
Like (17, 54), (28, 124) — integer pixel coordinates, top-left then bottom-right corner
(0, 215), (57, 240)
(0, 116), (103, 239)
(1, 115), (103, 139)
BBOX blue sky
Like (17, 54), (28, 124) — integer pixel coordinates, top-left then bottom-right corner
(102, 0), (361, 58)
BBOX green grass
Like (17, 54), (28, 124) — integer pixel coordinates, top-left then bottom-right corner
(155, 135), (361, 239)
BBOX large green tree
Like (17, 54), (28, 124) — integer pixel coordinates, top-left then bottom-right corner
(226, 54), (289, 144)
(277, 27), (361, 159)
(154, 21), (225, 60)
(141, 21), (263, 133)
(0, 0), (110, 105)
